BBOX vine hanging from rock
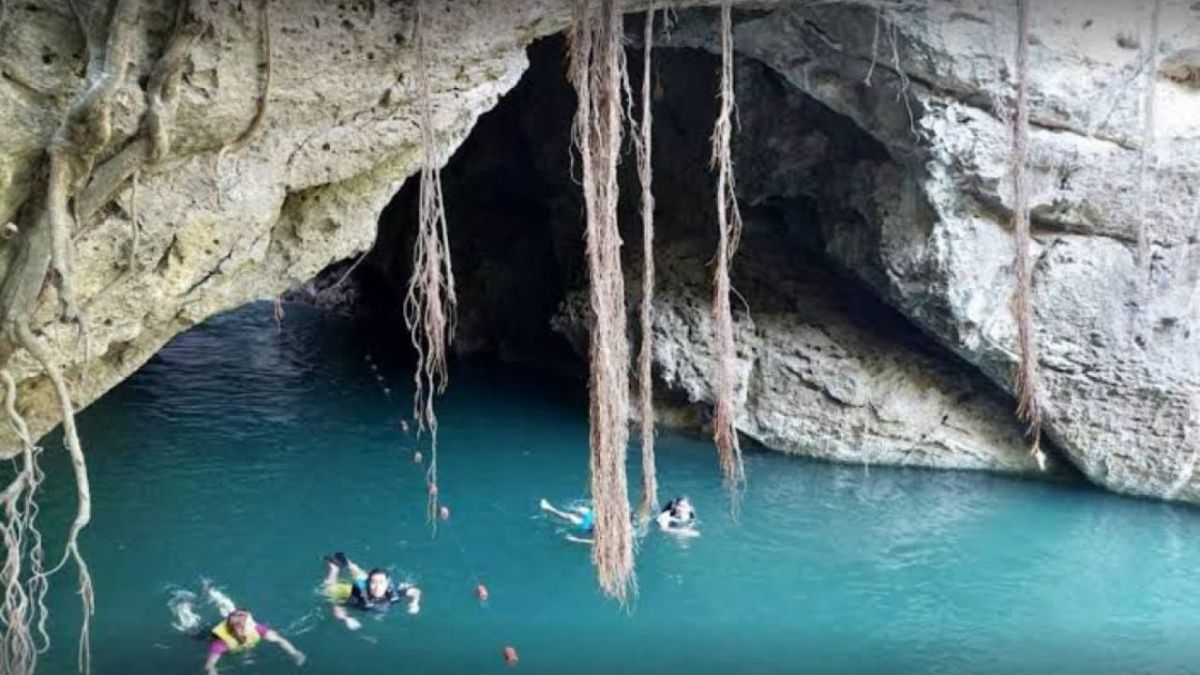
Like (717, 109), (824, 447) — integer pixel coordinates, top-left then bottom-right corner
(710, 0), (746, 496)
(633, 3), (659, 525)
(404, 0), (458, 529)
(1010, 0), (1047, 471)
(567, 0), (636, 604)
(0, 1), (226, 672)
(0, 371), (48, 675)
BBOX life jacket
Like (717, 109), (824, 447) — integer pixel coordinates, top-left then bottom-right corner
(211, 615), (261, 653)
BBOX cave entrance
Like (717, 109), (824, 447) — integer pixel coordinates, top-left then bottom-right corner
(356, 25), (890, 368)
(335, 14), (1040, 475)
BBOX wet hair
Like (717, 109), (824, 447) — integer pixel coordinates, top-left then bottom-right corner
(226, 610), (252, 642)
(367, 568), (389, 581)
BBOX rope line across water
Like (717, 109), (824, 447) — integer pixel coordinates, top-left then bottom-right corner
(361, 352), (517, 666)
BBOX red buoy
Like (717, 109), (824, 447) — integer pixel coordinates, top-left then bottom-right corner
(438, 505), (451, 521)
(502, 646), (518, 666)
(413, 451), (423, 463)
(475, 583), (489, 602)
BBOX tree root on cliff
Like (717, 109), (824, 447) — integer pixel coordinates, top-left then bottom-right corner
(15, 323), (93, 675)
(0, 1), (204, 671)
(127, 170), (139, 273)
(0, 10), (140, 667)
(214, 0), (273, 203)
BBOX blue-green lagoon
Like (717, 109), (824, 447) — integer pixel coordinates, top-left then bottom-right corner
(26, 303), (1200, 674)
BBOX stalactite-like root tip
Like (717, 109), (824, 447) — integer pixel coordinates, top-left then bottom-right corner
(1032, 444), (1047, 472)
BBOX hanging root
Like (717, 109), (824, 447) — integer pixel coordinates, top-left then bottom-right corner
(634, 5), (658, 525)
(1011, 0), (1046, 472)
(75, 0), (206, 232)
(146, 0), (204, 164)
(0, 2), (215, 671)
(46, 0), (138, 323)
(710, 0), (746, 497)
(0, 371), (49, 675)
(11, 323), (93, 674)
(405, 0), (458, 530)
(0, 3), (139, 663)
(568, 0), (635, 604)
(1134, 0), (1161, 271)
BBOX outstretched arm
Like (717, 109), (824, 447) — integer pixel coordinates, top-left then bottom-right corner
(264, 630), (306, 666)
(204, 651), (222, 675)
(331, 603), (362, 631)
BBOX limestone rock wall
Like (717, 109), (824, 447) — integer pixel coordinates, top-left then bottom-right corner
(693, 2), (1200, 500)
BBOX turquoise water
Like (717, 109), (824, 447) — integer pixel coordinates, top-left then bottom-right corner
(23, 303), (1200, 674)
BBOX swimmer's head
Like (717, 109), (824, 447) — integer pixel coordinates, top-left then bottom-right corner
(226, 609), (252, 638)
(673, 496), (694, 518)
(366, 569), (391, 599)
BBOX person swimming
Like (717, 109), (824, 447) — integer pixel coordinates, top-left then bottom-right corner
(177, 586), (305, 675)
(322, 552), (421, 630)
(656, 496), (699, 536)
(539, 498), (595, 544)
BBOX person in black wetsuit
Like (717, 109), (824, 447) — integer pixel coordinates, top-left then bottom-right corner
(656, 496), (699, 536)
(322, 552), (421, 631)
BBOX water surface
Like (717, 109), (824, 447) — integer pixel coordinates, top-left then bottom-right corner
(26, 303), (1200, 674)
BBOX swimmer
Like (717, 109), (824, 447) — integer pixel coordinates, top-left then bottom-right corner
(655, 496), (699, 537)
(187, 587), (305, 675)
(322, 552), (422, 630)
(539, 498), (595, 544)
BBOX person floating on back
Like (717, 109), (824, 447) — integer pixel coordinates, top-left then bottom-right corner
(191, 587), (305, 675)
(656, 496), (699, 537)
(539, 498), (595, 544)
(322, 552), (422, 630)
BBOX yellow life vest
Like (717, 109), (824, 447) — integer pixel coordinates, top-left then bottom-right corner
(211, 615), (262, 653)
